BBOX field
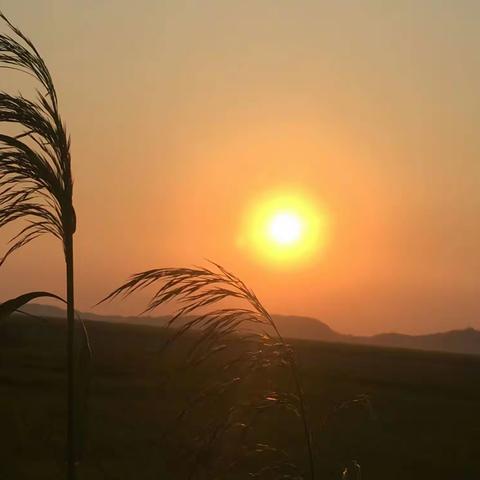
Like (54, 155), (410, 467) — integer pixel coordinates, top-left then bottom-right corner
(1, 316), (480, 479)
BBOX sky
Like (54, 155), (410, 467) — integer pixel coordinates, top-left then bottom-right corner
(0, 0), (479, 335)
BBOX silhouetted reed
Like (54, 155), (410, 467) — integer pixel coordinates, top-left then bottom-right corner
(0, 13), (79, 479)
(101, 262), (315, 479)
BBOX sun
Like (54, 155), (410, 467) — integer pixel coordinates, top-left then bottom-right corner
(244, 191), (329, 265)
(268, 211), (303, 246)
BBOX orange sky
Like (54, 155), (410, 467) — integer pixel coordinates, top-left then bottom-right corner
(1, 1), (479, 335)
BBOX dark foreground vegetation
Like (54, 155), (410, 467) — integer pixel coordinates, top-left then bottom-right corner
(1, 316), (480, 480)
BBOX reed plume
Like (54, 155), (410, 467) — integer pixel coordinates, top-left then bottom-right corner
(101, 262), (315, 479)
(0, 13), (78, 479)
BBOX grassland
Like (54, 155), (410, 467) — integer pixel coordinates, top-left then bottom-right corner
(1, 316), (480, 479)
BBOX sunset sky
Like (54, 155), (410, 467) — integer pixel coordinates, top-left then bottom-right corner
(1, 1), (479, 335)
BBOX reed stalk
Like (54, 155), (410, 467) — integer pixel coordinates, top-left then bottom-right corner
(0, 13), (78, 479)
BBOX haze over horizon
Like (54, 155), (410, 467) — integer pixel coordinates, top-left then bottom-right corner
(0, 1), (479, 335)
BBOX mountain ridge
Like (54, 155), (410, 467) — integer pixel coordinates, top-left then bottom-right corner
(18, 303), (480, 356)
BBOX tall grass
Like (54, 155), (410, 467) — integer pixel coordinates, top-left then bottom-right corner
(101, 262), (316, 479)
(0, 13), (78, 479)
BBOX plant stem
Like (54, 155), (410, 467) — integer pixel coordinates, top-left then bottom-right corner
(289, 356), (315, 480)
(65, 233), (76, 480)
(268, 318), (315, 480)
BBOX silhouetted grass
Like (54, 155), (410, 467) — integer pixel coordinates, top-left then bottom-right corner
(101, 262), (316, 479)
(0, 12), (79, 479)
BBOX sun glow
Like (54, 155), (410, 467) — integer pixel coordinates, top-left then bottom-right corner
(245, 192), (329, 265)
(268, 212), (303, 246)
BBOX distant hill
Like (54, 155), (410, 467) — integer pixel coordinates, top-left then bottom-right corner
(364, 329), (480, 356)
(269, 314), (342, 342)
(20, 303), (171, 326)
(19, 305), (340, 340)
(19, 303), (480, 356)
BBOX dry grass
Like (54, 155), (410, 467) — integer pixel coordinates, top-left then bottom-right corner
(0, 12), (74, 263)
(0, 12), (78, 478)
(101, 262), (316, 479)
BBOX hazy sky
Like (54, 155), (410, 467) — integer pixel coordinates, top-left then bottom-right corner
(1, 1), (479, 335)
